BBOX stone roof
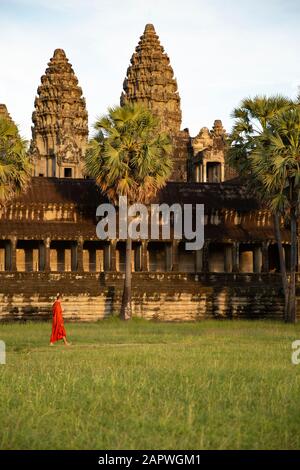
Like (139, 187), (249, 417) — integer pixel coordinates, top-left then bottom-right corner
(157, 180), (258, 211)
(12, 177), (102, 206)
(0, 178), (283, 242)
(0, 219), (286, 242)
(9, 177), (257, 211)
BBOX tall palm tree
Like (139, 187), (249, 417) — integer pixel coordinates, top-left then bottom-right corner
(85, 103), (173, 320)
(251, 106), (300, 323)
(0, 116), (31, 202)
(227, 95), (297, 322)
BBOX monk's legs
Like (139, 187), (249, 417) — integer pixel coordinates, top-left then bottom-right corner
(62, 336), (71, 346)
(49, 337), (71, 346)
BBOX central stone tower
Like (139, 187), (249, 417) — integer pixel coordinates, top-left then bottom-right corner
(30, 49), (88, 179)
(121, 24), (188, 180)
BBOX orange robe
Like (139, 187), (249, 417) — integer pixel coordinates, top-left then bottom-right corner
(50, 300), (67, 343)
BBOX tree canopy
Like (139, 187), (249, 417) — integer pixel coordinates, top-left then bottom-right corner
(0, 116), (31, 203)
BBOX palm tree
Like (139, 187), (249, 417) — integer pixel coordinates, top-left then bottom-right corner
(251, 106), (300, 323)
(85, 103), (173, 320)
(0, 116), (31, 202)
(227, 95), (298, 322)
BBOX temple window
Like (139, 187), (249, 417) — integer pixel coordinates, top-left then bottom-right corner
(268, 243), (290, 273)
(0, 241), (10, 271)
(148, 242), (168, 272)
(208, 243), (226, 272)
(16, 240), (42, 272)
(64, 167), (72, 178)
(178, 242), (195, 272)
(50, 241), (77, 272)
(206, 162), (221, 183)
(116, 241), (135, 272)
(82, 241), (107, 272)
(239, 244), (254, 273)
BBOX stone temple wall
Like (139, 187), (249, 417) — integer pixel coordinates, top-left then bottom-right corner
(0, 272), (292, 322)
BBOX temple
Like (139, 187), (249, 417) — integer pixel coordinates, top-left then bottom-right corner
(0, 25), (295, 321)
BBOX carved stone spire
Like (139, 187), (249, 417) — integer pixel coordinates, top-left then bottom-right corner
(30, 49), (88, 178)
(121, 24), (182, 135)
(0, 104), (13, 123)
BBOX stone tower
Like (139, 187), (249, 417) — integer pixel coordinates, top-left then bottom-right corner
(30, 49), (88, 179)
(121, 24), (182, 135)
(121, 24), (188, 181)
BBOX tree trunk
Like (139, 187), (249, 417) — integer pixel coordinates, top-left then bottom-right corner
(120, 235), (132, 320)
(273, 213), (289, 321)
(288, 208), (297, 323)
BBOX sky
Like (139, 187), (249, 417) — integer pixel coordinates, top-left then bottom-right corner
(0, 0), (299, 140)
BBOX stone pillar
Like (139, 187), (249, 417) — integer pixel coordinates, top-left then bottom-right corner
(195, 248), (203, 272)
(195, 164), (199, 182)
(262, 241), (269, 273)
(254, 245), (262, 273)
(10, 236), (17, 271)
(44, 237), (51, 272)
(76, 237), (83, 271)
(172, 240), (179, 271)
(109, 240), (117, 271)
(141, 240), (148, 271)
(221, 162), (225, 182)
(225, 244), (233, 272)
(203, 161), (207, 183)
(232, 242), (239, 273)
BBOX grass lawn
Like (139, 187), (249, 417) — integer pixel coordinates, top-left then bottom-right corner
(0, 318), (300, 450)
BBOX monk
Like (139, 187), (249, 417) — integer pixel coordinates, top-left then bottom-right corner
(50, 293), (70, 346)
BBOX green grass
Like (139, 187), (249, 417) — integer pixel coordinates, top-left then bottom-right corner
(0, 318), (300, 450)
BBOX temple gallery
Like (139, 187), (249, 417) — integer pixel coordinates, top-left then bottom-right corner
(0, 24), (292, 321)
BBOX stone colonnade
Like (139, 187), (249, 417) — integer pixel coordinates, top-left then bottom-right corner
(0, 238), (294, 273)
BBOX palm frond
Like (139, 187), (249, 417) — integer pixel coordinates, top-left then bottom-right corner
(85, 104), (173, 205)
